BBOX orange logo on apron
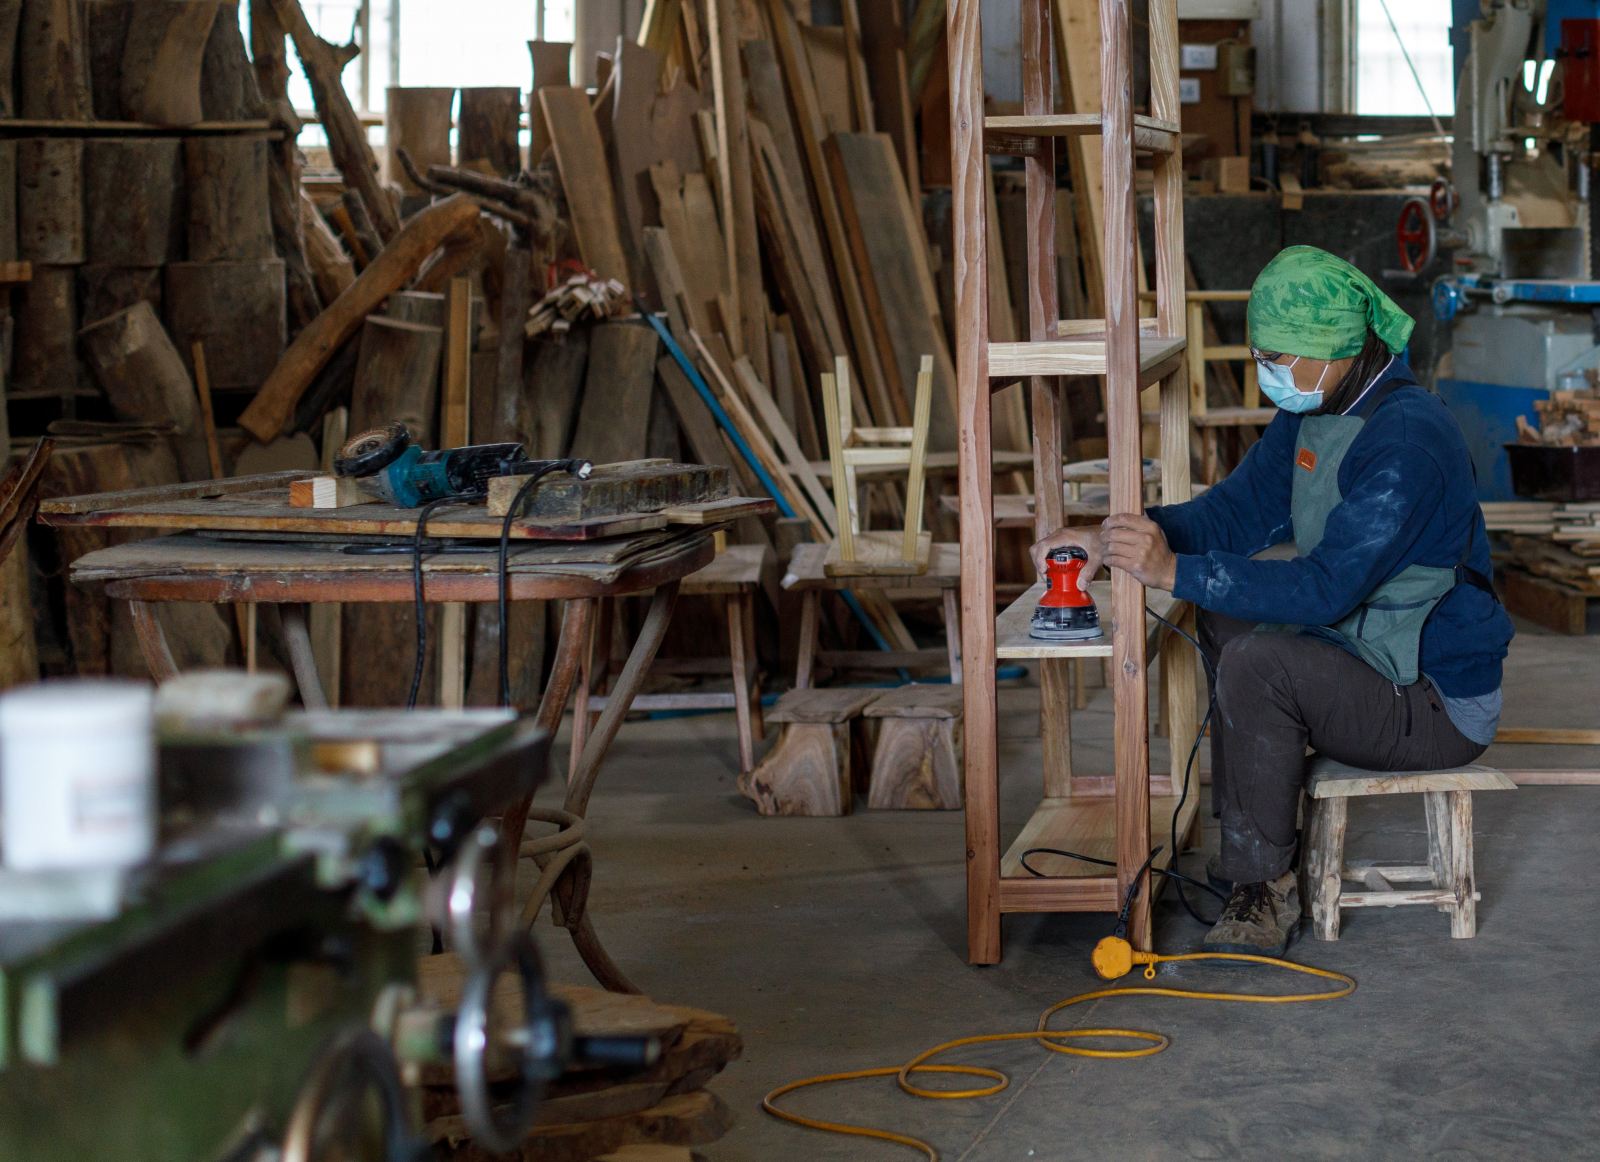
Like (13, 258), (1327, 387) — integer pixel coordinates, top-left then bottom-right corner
(1296, 448), (1317, 472)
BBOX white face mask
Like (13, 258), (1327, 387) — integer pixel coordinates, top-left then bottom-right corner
(1256, 355), (1330, 414)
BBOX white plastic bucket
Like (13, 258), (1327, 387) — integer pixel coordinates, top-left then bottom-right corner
(0, 680), (155, 870)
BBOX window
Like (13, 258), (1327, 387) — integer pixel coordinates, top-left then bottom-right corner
(400, 0), (575, 89)
(1356, 0), (1455, 116)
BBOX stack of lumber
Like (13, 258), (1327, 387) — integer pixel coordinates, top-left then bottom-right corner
(526, 273), (630, 336)
(418, 953), (739, 1162)
(1488, 502), (1600, 633)
(1480, 501), (1557, 535)
(1517, 386), (1600, 446)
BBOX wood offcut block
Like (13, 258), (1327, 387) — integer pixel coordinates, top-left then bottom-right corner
(864, 685), (964, 810)
(288, 474), (374, 509)
(486, 460), (730, 520)
(823, 530), (932, 577)
(1200, 156), (1251, 194)
(739, 688), (881, 816)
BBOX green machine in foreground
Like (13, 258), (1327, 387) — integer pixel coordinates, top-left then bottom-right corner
(0, 699), (651, 1161)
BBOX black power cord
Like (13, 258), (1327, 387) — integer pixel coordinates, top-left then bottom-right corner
(408, 493), (484, 710)
(1019, 604), (1227, 924)
(497, 459), (590, 708)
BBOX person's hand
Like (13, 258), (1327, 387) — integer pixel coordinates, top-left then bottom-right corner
(1029, 526), (1103, 592)
(1101, 513), (1177, 592)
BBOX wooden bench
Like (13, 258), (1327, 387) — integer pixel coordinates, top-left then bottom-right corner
(1301, 757), (1517, 940)
(864, 684), (963, 810)
(738, 688), (880, 817)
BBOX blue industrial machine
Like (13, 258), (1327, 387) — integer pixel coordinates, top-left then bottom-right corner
(1423, 0), (1600, 498)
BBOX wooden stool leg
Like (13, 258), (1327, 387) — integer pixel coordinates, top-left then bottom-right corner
(1424, 788), (1452, 912)
(741, 590), (763, 740)
(942, 586), (962, 684)
(1447, 790), (1476, 938)
(570, 603), (599, 777)
(727, 594), (755, 773)
(795, 591), (818, 689)
(1304, 795), (1347, 941)
(128, 600), (179, 682)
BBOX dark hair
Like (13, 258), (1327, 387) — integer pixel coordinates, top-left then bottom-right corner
(1309, 328), (1391, 416)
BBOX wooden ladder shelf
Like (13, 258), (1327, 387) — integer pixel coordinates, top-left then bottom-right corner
(949, 0), (1199, 962)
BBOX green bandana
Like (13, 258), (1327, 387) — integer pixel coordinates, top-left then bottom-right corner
(1247, 245), (1415, 361)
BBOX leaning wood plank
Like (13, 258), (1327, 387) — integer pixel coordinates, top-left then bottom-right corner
(828, 132), (958, 446)
(542, 86), (630, 286)
(732, 356), (837, 534)
(857, 0), (920, 195)
(568, 323), (661, 466)
(707, 0), (765, 380)
(269, 0), (398, 239)
(765, 0), (902, 427)
(237, 194), (479, 441)
(693, 330), (824, 539)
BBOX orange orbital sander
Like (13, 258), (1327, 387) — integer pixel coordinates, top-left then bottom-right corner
(1030, 546), (1103, 641)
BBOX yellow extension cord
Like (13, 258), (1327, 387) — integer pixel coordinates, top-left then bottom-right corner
(761, 945), (1357, 1161)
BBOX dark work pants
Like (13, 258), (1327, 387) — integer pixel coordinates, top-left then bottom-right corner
(1196, 609), (1487, 884)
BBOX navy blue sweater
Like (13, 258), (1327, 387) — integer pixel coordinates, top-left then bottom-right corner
(1148, 363), (1512, 697)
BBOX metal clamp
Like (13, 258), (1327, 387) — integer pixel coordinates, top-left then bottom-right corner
(282, 1026), (415, 1162)
(439, 822), (514, 967)
(454, 931), (571, 1153)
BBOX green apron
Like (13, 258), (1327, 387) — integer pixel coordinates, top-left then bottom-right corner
(1264, 375), (1502, 686)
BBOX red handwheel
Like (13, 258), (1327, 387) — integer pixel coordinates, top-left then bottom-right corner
(1397, 196), (1435, 273)
(1429, 177), (1456, 222)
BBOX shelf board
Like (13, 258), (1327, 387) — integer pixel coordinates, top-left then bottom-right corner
(984, 112), (1179, 154)
(987, 333), (1186, 382)
(996, 789), (1203, 912)
(995, 580), (1181, 659)
(0, 119), (276, 136)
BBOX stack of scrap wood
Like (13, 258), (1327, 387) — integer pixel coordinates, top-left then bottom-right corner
(1516, 384), (1600, 447)
(418, 954), (739, 1162)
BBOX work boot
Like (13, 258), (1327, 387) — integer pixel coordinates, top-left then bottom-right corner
(1201, 869), (1300, 957)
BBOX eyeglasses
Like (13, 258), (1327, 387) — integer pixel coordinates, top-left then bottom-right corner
(1249, 347), (1285, 364)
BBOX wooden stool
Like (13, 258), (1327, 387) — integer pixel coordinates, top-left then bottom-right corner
(864, 684), (964, 809)
(739, 688), (880, 817)
(1301, 756), (1517, 941)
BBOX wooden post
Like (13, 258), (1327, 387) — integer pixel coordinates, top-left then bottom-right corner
(1148, 0), (1198, 815)
(17, 0), (92, 120)
(184, 136), (275, 261)
(947, 0), (1001, 965)
(458, 87), (523, 176)
(17, 138), (84, 264)
(820, 363), (854, 563)
(84, 139), (183, 266)
(0, 0), (21, 119)
(12, 265), (76, 400)
(1099, 0), (1153, 951)
(348, 315), (444, 444)
(385, 86), (455, 193)
(164, 258), (287, 391)
(120, 0), (219, 125)
(78, 301), (211, 483)
(439, 277), (471, 710)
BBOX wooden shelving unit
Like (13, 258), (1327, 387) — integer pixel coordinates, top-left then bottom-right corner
(948, 0), (1198, 963)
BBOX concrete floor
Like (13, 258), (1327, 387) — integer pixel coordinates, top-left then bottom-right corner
(532, 613), (1600, 1161)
